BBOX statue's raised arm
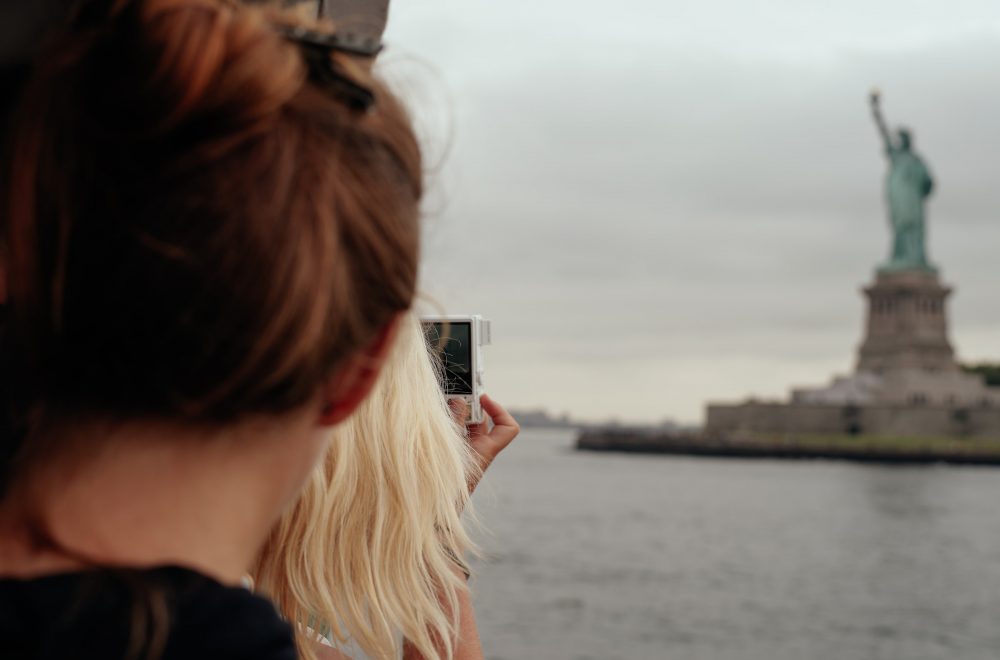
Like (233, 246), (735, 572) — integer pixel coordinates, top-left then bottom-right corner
(868, 90), (935, 272)
(870, 89), (893, 154)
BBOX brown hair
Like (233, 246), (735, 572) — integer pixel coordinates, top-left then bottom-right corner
(0, 0), (421, 480)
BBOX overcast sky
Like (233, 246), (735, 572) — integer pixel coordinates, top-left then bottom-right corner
(382, 0), (1000, 424)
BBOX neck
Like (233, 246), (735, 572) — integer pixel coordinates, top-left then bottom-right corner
(0, 412), (327, 585)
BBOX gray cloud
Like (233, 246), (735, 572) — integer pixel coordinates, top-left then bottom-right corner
(386, 2), (1000, 422)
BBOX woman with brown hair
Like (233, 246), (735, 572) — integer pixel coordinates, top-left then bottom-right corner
(0, 0), (424, 657)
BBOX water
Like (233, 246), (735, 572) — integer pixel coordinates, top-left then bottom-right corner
(469, 429), (1000, 660)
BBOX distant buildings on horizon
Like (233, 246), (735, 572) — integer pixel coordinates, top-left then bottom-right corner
(507, 408), (576, 429)
(509, 408), (684, 433)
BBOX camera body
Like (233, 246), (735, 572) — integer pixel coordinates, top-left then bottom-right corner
(421, 315), (491, 425)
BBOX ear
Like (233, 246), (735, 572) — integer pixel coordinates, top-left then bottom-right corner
(317, 313), (402, 426)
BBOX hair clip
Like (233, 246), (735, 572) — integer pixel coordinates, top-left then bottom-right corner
(275, 24), (383, 58)
(272, 24), (379, 111)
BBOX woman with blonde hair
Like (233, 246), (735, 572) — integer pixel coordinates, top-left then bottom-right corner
(254, 313), (519, 660)
(0, 0), (426, 657)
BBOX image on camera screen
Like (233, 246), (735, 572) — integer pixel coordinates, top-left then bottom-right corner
(424, 322), (474, 395)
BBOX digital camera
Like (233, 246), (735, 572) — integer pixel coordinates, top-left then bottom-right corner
(421, 315), (491, 424)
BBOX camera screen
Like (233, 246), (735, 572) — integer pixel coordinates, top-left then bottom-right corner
(423, 321), (474, 395)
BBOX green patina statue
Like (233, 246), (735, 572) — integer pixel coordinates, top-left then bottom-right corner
(869, 90), (935, 272)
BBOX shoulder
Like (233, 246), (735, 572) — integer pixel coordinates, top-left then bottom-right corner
(0, 566), (297, 660)
(156, 566), (298, 660)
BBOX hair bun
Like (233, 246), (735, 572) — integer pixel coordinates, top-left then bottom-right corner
(2, 0), (421, 453)
(78, 0), (303, 147)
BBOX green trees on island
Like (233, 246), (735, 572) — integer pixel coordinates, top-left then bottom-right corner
(962, 363), (1000, 387)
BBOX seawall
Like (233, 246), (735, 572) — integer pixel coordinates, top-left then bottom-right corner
(576, 430), (1000, 466)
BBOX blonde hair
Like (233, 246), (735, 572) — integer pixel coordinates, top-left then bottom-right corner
(254, 312), (481, 660)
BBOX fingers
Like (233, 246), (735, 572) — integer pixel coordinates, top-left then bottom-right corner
(466, 421), (489, 438)
(469, 393), (520, 457)
(448, 397), (469, 425)
(462, 395), (521, 496)
(480, 394), (518, 433)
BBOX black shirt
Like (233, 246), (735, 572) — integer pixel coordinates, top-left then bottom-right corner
(0, 565), (298, 659)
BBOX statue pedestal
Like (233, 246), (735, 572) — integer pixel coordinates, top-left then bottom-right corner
(856, 270), (954, 373)
(707, 268), (1000, 438)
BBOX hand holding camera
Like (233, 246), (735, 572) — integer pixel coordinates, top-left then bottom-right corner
(449, 394), (520, 495)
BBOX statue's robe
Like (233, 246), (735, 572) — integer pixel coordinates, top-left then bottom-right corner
(885, 146), (933, 269)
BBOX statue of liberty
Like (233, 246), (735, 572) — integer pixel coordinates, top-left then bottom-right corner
(869, 90), (935, 272)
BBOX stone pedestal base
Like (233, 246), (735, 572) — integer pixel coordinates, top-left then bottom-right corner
(705, 267), (1000, 440)
(856, 269), (954, 373)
